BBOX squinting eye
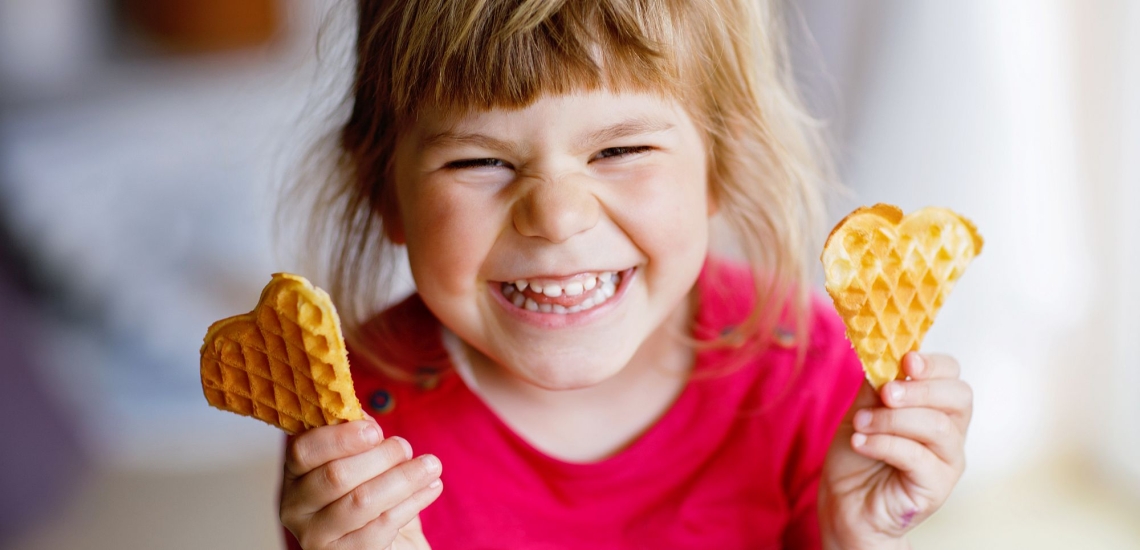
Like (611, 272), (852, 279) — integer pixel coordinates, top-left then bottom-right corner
(594, 146), (653, 161)
(445, 158), (510, 170)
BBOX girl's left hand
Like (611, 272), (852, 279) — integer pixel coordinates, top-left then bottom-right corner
(818, 352), (973, 550)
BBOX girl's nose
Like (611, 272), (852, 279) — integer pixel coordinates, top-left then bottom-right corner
(511, 175), (600, 243)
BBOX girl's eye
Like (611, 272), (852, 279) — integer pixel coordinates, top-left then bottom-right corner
(593, 146), (653, 161)
(445, 158), (510, 170)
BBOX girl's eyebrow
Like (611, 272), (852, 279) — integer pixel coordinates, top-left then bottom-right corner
(420, 131), (523, 157)
(578, 117), (674, 150)
(419, 117), (674, 155)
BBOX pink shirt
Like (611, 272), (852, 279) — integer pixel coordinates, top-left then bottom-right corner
(284, 258), (864, 549)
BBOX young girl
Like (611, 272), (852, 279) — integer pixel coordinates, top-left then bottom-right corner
(279, 1), (973, 548)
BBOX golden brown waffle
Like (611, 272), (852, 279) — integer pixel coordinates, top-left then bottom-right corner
(200, 273), (364, 434)
(821, 204), (983, 389)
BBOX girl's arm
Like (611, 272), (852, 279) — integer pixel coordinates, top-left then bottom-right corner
(818, 352), (972, 549)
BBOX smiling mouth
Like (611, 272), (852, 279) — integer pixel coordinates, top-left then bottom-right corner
(498, 268), (632, 315)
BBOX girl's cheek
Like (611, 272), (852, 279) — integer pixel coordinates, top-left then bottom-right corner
(400, 185), (494, 291)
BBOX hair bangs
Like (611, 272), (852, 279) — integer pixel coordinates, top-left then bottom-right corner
(381, 0), (690, 117)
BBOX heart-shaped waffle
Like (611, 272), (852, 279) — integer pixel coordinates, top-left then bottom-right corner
(821, 204), (983, 389)
(200, 273), (364, 433)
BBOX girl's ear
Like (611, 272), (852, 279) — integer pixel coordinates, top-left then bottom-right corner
(706, 182), (720, 217)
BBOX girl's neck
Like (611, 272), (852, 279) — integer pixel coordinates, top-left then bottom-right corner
(460, 290), (697, 462)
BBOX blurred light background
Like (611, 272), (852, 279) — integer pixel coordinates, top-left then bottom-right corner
(1, 1), (1137, 549)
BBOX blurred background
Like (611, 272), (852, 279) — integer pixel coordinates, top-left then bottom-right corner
(1, 0), (1137, 548)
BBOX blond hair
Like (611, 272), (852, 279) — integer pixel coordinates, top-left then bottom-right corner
(291, 0), (829, 372)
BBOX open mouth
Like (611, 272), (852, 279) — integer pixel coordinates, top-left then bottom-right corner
(497, 268), (634, 315)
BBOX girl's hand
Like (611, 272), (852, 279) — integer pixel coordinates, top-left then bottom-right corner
(279, 418), (442, 550)
(818, 352), (972, 550)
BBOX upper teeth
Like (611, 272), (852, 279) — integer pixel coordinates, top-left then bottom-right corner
(512, 271), (616, 298)
(502, 271), (622, 314)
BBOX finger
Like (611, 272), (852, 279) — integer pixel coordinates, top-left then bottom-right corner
(851, 433), (949, 489)
(313, 454), (443, 540)
(852, 408), (964, 467)
(285, 436), (414, 516)
(284, 419), (382, 481)
(881, 378), (974, 428)
(904, 353), (960, 381)
(331, 481), (443, 550)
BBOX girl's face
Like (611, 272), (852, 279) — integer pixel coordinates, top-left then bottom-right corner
(392, 91), (712, 390)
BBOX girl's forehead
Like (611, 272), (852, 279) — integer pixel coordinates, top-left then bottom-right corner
(402, 90), (690, 141)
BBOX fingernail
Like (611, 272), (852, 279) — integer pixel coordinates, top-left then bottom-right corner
(889, 383), (905, 403)
(421, 455), (442, 473)
(392, 436), (413, 459)
(362, 424), (381, 445)
(852, 433), (867, 447)
(853, 409), (872, 430)
(428, 479), (443, 489)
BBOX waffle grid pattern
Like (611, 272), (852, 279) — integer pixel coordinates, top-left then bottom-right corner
(823, 206), (981, 389)
(201, 274), (363, 433)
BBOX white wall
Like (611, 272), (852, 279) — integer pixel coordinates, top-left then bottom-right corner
(830, 0), (1139, 495)
(1102, 0), (1140, 493)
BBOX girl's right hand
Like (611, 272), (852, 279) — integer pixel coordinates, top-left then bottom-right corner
(280, 417), (443, 550)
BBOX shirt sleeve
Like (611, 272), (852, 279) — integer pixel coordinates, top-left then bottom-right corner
(782, 303), (865, 548)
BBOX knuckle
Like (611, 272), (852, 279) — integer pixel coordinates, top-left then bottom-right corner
(400, 463), (421, 486)
(880, 434), (896, 455)
(278, 489), (307, 525)
(381, 438), (408, 463)
(884, 410), (901, 433)
(330, 433), (354, 459)
(883, 436), (904, 461)
(918, 381), (933, 401)
(286, 438), (312, 473)
(345, 485), (373, 514)
(935, 414), (954, 437)
(893, 439), (910, 462)
(357, 511), (402, 549)
(962, 383), (975, 404)
(322, 460), (348, 490)
(278, 506), (296, 529)
(373, 509), (398, 537)
(913, 438), (929, 463)
(906, 440), (922, 463)
(279, 484), (298, 515)
(297, 532), (321, 550)
(932, 353), (956, 372)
